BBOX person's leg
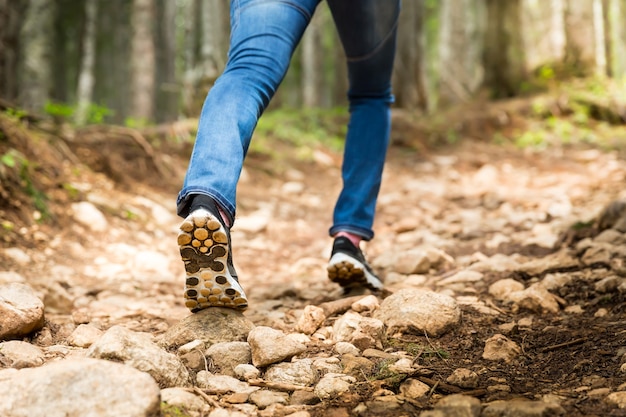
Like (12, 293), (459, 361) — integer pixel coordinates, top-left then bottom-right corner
(177, 0), (321, 312)
(177, 0), (321, 221)
(326, 0), (400, 241)
(326, 0), (400, 291)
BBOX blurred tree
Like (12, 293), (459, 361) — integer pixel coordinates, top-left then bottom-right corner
(75, 0), (98, 125)
(130, 0), (156, 122)
(19, 0), (54, 112)
(0, 0), (29, 103)
(483, 0), (526, 98)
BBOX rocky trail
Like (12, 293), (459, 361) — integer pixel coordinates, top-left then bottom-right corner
(1, 112), (626, 417)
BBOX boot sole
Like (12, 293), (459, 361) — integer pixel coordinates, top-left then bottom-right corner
(327, 253), (383, 291)
(178, 210), (248, 312)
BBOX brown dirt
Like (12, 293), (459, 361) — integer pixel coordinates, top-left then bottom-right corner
(1, 108), (626, 417)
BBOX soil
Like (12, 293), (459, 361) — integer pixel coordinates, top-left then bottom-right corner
(1, 109), (626, 417)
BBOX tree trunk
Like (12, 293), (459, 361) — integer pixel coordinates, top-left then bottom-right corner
(155, 0), (178, 123)
(302, 11), (322, 107)
(438, 0), (485, 105)
(130, 0), (156, 122)
(563, 0), (596, 74)
(606, 0), (626, 78)
(19, 0), (55, 112)
(483, 0), (526, 98)
(74, 0), (98, 126)
(393, 0), (428, 111)
(0, 1), (29, 103)
(522, 0), (566, 71)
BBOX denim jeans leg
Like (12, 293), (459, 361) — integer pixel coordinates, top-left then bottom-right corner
(327, 0), (400, 241)
(177, 0), (321, 220)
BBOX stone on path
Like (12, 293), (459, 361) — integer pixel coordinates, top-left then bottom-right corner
(333, 311), (385, 350)
(206, 341), (252, 377)
(265, 358), (319, 387)
(0, 283), (45, 340)
(0, 357), (160, 417)
(375, 289), (461, 337)
(606, 391), (626, 408)
(247, 326), (309, 367)
(314, 373), (356, 400)
(87, 325), (190, 388)
(161, 387), (211, 417)
(66, 323), (103, 348)
(71, 201), (108, 232)
(391, 247), (455, 275)
(420, 394), (482, 417)
(295, 305), (326, 335)
(0, 340), (44, 368)
(481, 399), (565, 416)
(483, 334), (522, 363)
(158, 308), (255, 350)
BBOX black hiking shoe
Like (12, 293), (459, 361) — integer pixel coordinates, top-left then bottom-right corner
(178, 202), (248, 312)
(327, 236), (383, 291)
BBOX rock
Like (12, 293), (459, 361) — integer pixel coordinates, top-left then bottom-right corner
(606, 391), (626, 408)
(265, 358), (319, 387)
(196, 371), (258, 394)
(0, 340), (44, 368)
(295, 305), (326, 335)
(249, 390), (289, 409)
(0, 357), (160, 417)
(206, 341), (252, 376)
(314, 373), (356, 400)
(423, 394), (482, 417)
(247, 326), (309, 367)
(333, 311), (385, 350)
(488, 279), (525, 300)
(0, 271), (25, 284)
(71, 201), (108, 232)
(482, 399), (565, 416)
(446, 368), (479, 389)
(399, 378), (430, 399)
(233, 209), (271, 233)
(0, 283), (45, 340)
(161, 387), (210, 417)
(393, 247), (454, 274)
(158, 308), (254, 350)
(375, 289), (461, 337)
(516, 251), (579, 277)
(437, 270), (484, 286)
(66, 323), (103, 348)
(351, 295), (380, 313)
(483, 334), (522, 363)
(234, 364), (261, 381)
(312, 357), (343, 374)
(290, 390), (321, 405)
(510, 283), (561, 314)
(87, 325), (190, 388)
(334, 341), (360, 356)
(3, 248), (31, 266)
(341, 354), (375, 376)
(594, 276), (623, 293)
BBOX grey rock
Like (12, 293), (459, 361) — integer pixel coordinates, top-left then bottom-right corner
(206, 341), (252, 376)
(161, 387), (211, 417)
(314, 373), (355, 400)
(333, 311), (385, 350)
(247, 326), (309, 367)
(265, 358), (319, 387)
(0, 283), (45, 340)
(158, 308), (254, 350)
(0, 357), (160, 417)
(446, 368), (479, 389)
(295, 305), (326, 335)
(249, 390), (289, 409)
(87, 325), (190, 388)
(375, 289), (461, 337)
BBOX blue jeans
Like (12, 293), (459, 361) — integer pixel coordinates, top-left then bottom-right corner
(177, 0), (399, 240)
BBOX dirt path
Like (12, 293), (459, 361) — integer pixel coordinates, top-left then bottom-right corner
(2, 135), (626, 416)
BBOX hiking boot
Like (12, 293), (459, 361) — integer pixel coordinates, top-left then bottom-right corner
(327, 236), (383, 291)
(178, 204), (248, 312)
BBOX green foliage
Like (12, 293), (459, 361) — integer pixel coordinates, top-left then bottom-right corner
(161, 403), (193, 417)
(3, 107), (28, 120)
(44, 101), (113, 124)
(0, 149), (50, 221)
(124, 117), (150, 129)
(251, 107), (347, 161)
(385, 338), (450, 360)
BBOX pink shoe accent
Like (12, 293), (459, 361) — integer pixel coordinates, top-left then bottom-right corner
(334, 231), (362, 248)
(218, 206), (232, 228)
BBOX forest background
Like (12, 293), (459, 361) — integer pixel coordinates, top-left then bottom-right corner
(1, 0), (626, 130)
